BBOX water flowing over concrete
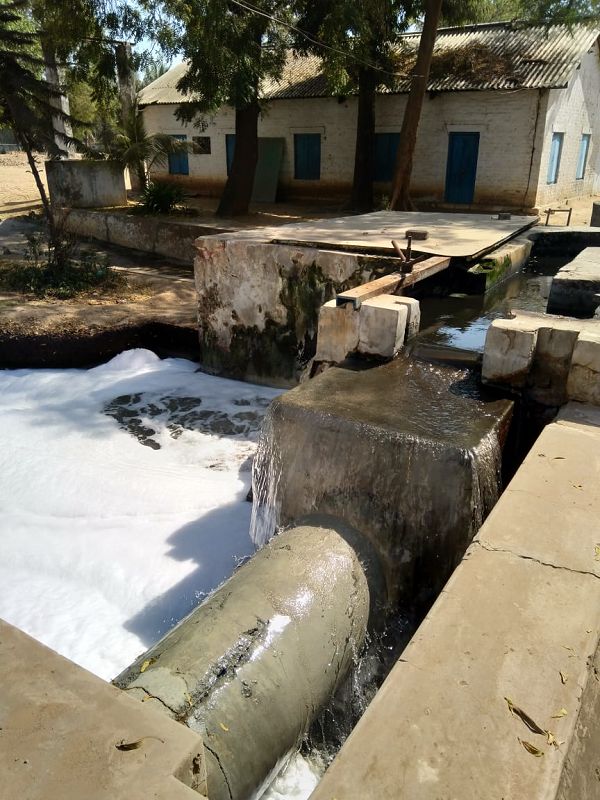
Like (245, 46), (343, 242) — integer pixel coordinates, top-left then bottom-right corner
(114, 523), (369, 800)
(251, 357), (513, 610)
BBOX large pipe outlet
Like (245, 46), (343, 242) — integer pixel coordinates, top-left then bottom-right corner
(114, 521), (370, 800)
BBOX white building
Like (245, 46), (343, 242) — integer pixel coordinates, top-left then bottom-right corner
(139, 21), (600, 212)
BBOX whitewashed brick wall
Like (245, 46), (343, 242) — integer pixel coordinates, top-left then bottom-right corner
(142, 50), (600, 210)
(535, 42), (600, 207)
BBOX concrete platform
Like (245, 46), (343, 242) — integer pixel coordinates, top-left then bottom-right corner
(271, 210), (538, 259)
(547, 247), (600, 317)
(310, 403), (600, 800)
(0, 620), (207, 800)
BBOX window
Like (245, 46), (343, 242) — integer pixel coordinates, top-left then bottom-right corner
(168, 135), (189, 175)
(546, 132), (564, 185)
(294, 133), (321, 180)
(373, 133), (400, 182)
(576, 133), (591, 180)
(192, 136), (211, 155)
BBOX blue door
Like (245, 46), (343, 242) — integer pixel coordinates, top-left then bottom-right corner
(373, 132), (400, 182)
(294, 133), (321, 180)
(168, 135), (189, 175)
(445, 132), (480, 204)
(226, 134), (236, 175)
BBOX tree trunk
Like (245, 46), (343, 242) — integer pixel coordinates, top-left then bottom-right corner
(115, 42), (137, 127)
(216, 100), (260, 217)
(41, 39), (72, 158)
(350, 67), (377, 213)
(389, 0), (443, 211)
(16, 128), (56, 242)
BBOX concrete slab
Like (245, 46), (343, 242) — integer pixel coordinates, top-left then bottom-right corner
(0, 620), (207, 800)
(310, 407), (600, 800)
(478, 410), (600, 579)
(310, 547), (600, 800)
(271, 211), (538, 258)
(566, 329), (600, 405)
(547, 247), (600, 316)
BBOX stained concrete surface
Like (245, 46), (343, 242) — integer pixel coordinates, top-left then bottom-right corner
(252, 357), (513, 608)
(272, 210), (538, 258)
(310, 402), (600, 800)
(0, 619), (207, 800)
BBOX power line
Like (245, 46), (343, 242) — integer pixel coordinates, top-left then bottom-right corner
(227, 0), (407, 78)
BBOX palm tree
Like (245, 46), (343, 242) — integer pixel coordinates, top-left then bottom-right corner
(111, 103), (191, 190)
(0, 0), (76, 239)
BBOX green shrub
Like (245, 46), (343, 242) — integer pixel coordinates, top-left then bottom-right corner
(0, 229), (127, 299)
(140, 181), (185, 214)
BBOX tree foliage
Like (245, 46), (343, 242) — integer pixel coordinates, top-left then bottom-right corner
(294, 0), (416, 211)
(146, 0), (293, 215)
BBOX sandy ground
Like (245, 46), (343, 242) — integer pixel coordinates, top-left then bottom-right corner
(0, 216), (197, 336)
(0, 152), (47, 217)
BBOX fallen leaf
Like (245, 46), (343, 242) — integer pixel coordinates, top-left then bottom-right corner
(519, 739), (544, 757)
(551, 708), (568, 719)
(505, 697), (546, 735)
(546, 731), (559, 748)
(560, 671), (569, 685)
(116, 736), (164, 751)
(595, 544), (600, 561)
(140, 658), (155, 673)
(552, 456), (565, 460)
(219, 722), (229, 732)
(572, 483), (583, 490)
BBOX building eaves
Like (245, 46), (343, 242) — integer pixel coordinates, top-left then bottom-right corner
(139, 21), (599, 107)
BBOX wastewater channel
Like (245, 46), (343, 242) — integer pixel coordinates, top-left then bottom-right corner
(0, 253), (566, 799)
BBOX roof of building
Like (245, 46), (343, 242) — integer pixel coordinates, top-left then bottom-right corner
(139, 21), (599, 107)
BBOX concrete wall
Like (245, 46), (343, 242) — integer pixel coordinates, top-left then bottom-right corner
(45, 160), (127, 208)
(310, 402), (600, 800)
(64, 208), (228, 264)
(536, 42), (600, 206)
(143, 88), (550, 209)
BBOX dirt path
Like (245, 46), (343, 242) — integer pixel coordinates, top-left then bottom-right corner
(0, 217), (199, 366)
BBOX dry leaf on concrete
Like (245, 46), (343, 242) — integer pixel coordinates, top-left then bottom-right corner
(519, 739), (544, 757)
(559, 671), (569, 685)
(550, 708), (568, 719)
(140, 657), (155, 673)
(115, 736), (165, 751)
(505, 697), (546, 735)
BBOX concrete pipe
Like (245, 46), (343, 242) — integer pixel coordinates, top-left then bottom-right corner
(114, 520), (370, 800)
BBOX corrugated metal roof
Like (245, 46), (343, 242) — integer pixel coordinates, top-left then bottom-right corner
(139, 21), (599, 106)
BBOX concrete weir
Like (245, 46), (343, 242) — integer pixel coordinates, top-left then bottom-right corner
(251, 356), (514, 610)
(114, 522), (369, 800)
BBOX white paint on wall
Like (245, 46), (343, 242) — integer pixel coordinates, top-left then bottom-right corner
(142, 45), (600, 210)
(536, 41), (600, 206)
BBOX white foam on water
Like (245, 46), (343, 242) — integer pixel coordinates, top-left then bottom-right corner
(0, 349), (281, 680)
(0, 349), (325, 798)
(260, 752), (323, 800)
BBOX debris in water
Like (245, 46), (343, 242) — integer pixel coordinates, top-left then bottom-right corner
(116, 736), (165, 751)
(504, 697), (546, 735)
(519, 739), (544, 757)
